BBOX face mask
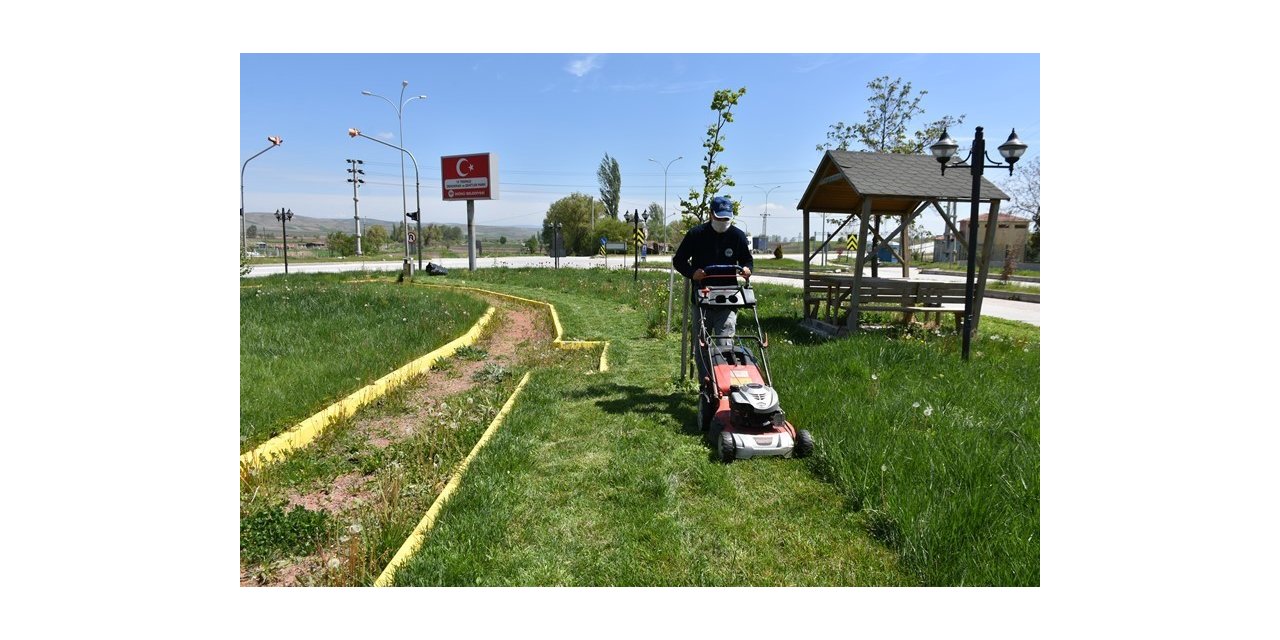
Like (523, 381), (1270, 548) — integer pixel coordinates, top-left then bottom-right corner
(711, 219), (731, 233)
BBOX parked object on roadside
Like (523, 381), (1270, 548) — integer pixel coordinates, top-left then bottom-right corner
(425, 262), (449, 276)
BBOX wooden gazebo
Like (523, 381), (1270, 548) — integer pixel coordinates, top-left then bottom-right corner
(796, 150), (1010, 336)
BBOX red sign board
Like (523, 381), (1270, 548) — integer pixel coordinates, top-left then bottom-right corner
(440, 153), (498, 201)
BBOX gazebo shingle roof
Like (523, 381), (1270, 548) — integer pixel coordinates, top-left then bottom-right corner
(797, 150), (1010, 214)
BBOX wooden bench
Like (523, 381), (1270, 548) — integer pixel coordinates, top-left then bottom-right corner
(805, 275), (968, 330)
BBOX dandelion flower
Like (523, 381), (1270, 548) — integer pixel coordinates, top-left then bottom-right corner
(881, 464), (887, 472)
(871, 373), (879, 381)
(924, 406), (934, 417)
(348, 523), (362, 534)
(912, 401), (920, 409)
(327, 558), (341, 569)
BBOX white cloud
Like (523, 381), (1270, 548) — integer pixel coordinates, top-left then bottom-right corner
(566, 54), (602, 77)
(377, 132), (394, 141)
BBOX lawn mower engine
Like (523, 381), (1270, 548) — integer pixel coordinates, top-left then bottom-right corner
(728, 383), (786, 431)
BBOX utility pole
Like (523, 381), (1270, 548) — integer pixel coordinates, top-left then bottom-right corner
(752, 185), (780, 254)
(346, 159), (365, 256)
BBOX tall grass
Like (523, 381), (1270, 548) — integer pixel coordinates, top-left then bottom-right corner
(760, 306), (1039, 585)
(239, 278), (487, 452)
(336, 268), (1039, 585)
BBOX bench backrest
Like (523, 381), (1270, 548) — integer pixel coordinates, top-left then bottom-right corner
(806, 276), (968, 306)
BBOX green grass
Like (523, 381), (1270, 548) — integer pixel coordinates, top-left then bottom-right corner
(917, 261), (1041, 279)
(241, 268), (1038, 586)
(239, 277), (488, 452)
(390, 280), (910, 586)
(394, 268), (1038, 585)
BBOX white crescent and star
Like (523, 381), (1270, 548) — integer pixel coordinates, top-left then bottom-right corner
(456, 159), (473, 177)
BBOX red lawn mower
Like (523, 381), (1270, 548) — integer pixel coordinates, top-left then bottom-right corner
(693, 265), (814, 463)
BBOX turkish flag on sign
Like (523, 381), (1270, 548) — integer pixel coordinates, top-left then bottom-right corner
(441, 153), (497, 201)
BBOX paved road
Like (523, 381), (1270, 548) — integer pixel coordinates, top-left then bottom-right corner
(246, 255), (1040, 326)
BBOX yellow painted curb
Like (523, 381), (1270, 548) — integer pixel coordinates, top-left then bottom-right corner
(374, 371), (533, 587)
(413, 282), (609, 372)
(239, 305), (497, 470)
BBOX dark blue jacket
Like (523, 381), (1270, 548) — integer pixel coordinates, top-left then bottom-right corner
(673, 222), (753, 279)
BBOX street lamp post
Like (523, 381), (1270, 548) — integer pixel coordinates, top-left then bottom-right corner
(241, 136), (282, 255)
(349, 128), (421, 280)
(650, 156), (682, 334)
(275, 208), (293, 274)
(931, 126), (1028, 361)
(752, 184), (780, 250)
(362, 83), (428, 270)
(624, 209), (649, 282)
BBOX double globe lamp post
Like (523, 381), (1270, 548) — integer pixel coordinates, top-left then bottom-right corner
(623, 209), (649, 282)
(929, 126), (1028, 361)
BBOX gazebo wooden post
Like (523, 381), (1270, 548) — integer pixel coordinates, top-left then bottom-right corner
(902, 210), (912, 278)
(871, 215), (880, 278)
(802, 208), (811, 319)
(972, 199), (1002, 334)
(847, 197), (872, 332)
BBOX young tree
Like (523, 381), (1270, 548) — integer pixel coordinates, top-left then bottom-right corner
(596, 153), (622, 219)
(1001, 155), (1040, 262)
(421, 223), (438, 248)
(499, 235), (507, 245)
(246, 224), (258, 239)
(364, 225), (388, 254)
(523, 234), (540, 254)
(679, 86), (747, 225)
(817, 76), (963, 155)
(441, 225), (463, 249)
(646, 202), (664, 243)
(541, 192), (596, 255)
(326, 231), (356, 256)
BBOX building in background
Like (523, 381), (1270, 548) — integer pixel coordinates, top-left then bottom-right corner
(956, 213), (1030, 261)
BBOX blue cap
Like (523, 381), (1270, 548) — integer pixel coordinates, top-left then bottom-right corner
(710, 196), (733, 219)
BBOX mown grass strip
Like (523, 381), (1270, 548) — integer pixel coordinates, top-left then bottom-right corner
(240, 306), (496, 470)
(374, 371), (533, 587)
(413, 282), (610, 370)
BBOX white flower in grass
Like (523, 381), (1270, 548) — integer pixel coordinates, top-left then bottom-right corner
(924, 405), (934, 417)
(348, 523), (362, 534)
(871, 373), (878, 381)
(327, 558), (341, 570)
(881, 464), (887, 472)
(912, 402), (920, 409)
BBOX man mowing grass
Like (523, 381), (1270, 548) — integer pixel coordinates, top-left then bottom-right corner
(673, 196), (753, 381)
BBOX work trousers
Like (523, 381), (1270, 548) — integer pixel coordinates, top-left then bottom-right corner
(691, 290), (737, 383)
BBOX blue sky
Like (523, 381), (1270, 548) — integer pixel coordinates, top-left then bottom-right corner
(241, 53), (1039, 241)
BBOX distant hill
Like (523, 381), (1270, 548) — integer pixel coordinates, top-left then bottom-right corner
(243, 212), (540, 241)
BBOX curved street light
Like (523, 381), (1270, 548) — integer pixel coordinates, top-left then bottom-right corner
(240, 135), (282, 255)
(931, 125), (1028, 360)
(649, 155), (682, 334)
(362, 82), (428, 269)
(349, 128), (420, 279)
